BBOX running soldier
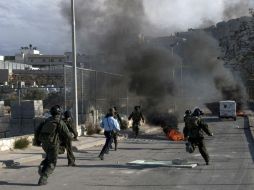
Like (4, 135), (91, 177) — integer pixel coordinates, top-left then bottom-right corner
(128, 106), (145, 138)
(34, 105), (72, 185)
(183, 108), (213, 165)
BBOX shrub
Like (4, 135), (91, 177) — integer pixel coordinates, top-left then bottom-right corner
(86, 123), (96, 135)
(23, 88), (46, 100)
(95, 124), (102, 134)
(120, 119), (128, 130)
(86, 123), (102, 135)
(14, 137), (30, 149)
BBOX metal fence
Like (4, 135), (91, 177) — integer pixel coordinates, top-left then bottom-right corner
(63, 66), (129, 123)
(0, 65), (131, 137)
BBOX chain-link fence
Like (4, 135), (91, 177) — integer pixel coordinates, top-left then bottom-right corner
(63, 66), (128, 124)
(0, 65), (130, 137)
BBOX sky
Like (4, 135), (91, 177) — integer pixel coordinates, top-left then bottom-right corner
(0, 0), (253, 55)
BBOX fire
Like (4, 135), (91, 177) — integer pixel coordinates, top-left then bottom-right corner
(237, 111), (246, 117)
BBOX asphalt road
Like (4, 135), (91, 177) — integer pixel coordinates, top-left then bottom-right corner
(0, 117), (254, 190)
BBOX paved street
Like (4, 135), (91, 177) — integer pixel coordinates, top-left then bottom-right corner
(0, 117), (254, 190)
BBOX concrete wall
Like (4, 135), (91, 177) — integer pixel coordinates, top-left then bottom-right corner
(11, 100), (43, 119)
(0, 69), (9, 83)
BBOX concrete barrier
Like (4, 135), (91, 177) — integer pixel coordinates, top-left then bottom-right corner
(0, 135), (33, 151)
(0, 124), (84, 151)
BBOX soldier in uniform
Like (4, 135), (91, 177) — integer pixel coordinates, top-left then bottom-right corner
(183, 108), (213, 165)
(63, 110), (78, 140)
(34, 105), (72, 185)
(61, 110), (78, 166)
(128, 106), (145, 138)
(183, 109), (192, 139)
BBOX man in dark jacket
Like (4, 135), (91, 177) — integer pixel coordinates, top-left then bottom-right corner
(34, 105), (72, 186)
(183, 108), (213, 165)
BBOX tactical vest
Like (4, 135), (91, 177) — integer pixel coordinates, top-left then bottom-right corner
(39, 118), (60, 145)
(132, 111), (142, 123)
(187, 116), (201, 138)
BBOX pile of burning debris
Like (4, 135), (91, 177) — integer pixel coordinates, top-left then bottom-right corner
(146, 112), (184, 141)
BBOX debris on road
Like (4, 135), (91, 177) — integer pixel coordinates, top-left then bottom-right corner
(127, 159), (197, 168)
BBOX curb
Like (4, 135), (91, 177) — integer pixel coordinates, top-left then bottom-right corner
(247, 115), (254, 141)
(248, 115), (254, 128)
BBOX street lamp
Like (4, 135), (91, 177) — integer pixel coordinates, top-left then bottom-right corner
(71, 0), (78, 128)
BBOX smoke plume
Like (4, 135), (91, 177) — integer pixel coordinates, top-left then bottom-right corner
(180, 30), (247, 110)
(223, 0), (252, 20)
(60, 0), (248, 121)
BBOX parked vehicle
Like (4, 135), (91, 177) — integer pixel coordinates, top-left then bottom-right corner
(219, 100), (236, 121)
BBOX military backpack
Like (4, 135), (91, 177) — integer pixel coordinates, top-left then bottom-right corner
(38, 118), (60, 145)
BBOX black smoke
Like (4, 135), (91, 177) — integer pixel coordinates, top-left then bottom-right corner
(223, 0), (252, 20)
(180, 30), (247, 110)
(59, 0), (248, 121)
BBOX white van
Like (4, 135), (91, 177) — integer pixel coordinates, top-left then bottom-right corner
(219, 100), (236, 121)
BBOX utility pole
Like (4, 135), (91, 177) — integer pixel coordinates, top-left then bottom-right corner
(71, 0), (78, 128)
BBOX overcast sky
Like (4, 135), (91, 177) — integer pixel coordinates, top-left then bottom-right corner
(0, 0), (253, 55)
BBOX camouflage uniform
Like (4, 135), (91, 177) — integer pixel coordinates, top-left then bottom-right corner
(35, 109), (72, 185)
(128, 107), (144, 138)
(183, 114), (213, 165)
(62, 116), (77, 166)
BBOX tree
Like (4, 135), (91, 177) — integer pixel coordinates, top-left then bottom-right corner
(23, 88), (46, 100)
(43, 92), (64, 109)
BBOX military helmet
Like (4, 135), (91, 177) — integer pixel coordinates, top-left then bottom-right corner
(50, 105), (61, 116)
(134, 106), (141, 111)
(192, 108), (203, 117)
(64, 110), (71, 118)
(185, 109), (192, 115)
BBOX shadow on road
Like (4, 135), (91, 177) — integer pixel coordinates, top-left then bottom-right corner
(0, 181), (38, 186)
(73, 163), (170, 170)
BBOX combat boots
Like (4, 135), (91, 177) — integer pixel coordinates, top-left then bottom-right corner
(38, 176), (47, 186)
(68, 162), (76, 167)
(98, 154), (104, 160)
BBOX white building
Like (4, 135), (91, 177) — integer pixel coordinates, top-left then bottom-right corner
(13, 45), (68, 70)
(15, 44), (40, 63)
